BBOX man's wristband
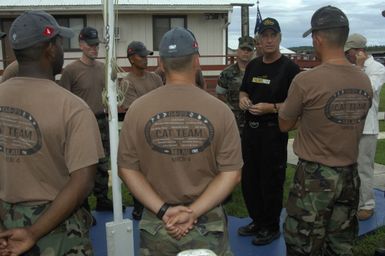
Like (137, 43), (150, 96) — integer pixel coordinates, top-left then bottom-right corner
(156, 203), (170, 220)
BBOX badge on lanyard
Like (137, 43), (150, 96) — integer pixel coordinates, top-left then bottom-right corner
(252, 77), (271, 85)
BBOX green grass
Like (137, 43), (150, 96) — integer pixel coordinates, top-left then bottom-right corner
(379, 86), (385, 112)
(354, 227), (385, 256)
(380, 120), (385, 132)
(375, 139), (385, 164)
(94, 145), (385, 255)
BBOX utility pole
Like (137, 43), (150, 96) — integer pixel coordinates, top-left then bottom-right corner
(240, 4), (250, 37)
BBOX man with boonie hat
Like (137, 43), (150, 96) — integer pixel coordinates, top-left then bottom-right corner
(280, 6), (373, 255)
(0, 10), (103, 255)
(345, 33), (385, 222)
(118, 27), (242, 256)
(238, 16), (300, 246)
(216, 35), (254, 135)
(59, 26), (118, 216)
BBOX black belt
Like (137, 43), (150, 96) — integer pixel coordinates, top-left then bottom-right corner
(95, 112), (107, 119)
(247, 120), (278, 129)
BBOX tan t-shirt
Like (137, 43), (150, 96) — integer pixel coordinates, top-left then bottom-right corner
(118, 85), (243, 204)
(0, 77), (104, 203)
(59, 60), (105, 114)
(279, 63), (372, 166)
(120, 71), (163, 109)
(1, 60), (19, 83)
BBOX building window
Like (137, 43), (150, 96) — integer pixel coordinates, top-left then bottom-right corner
(55, 16), (86, 51)
(153, 16), (186, 51)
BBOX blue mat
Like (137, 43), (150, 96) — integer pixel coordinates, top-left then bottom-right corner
(91, 189), (385, 256)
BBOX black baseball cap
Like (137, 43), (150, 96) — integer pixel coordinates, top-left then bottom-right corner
(127, 41), (153, 57)
(258, 18), (281, 34)
(303, 5), (349, 38)
(9, 10), (73, 50)
(79, 27), (100, 45)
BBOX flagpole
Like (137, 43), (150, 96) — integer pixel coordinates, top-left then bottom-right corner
(254, 0), (262, 36)
(104, 1), (134, 255)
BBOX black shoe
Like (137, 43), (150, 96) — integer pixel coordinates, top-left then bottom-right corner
(252, 229), (281, 246)
(95, 198), (126, 212)
(238, 222), (259, 236)
(374, 248), (385, 256)
(92, 215), (97, 226)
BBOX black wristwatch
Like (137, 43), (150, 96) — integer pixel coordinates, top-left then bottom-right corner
(156, 203), (170, 220)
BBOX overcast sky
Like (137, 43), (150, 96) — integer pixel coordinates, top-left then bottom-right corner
(228, 0), (385, 49)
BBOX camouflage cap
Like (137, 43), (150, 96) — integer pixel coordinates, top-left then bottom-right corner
(238, 36), (254, 50)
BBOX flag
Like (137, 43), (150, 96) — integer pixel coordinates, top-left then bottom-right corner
(254, 2), (263, 35)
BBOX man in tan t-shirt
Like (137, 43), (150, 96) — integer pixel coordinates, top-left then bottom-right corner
(279, 6), (372, 256)
(120, 41), (163, 220)
(0, 11), (103, 255)
(1, 60), (18, 83)
(118, 27), (242, 255)
(120, 41), (163, 110)
(59, 26), (114, 213)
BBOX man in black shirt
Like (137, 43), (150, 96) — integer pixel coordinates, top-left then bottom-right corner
(237, 17), (300, 246)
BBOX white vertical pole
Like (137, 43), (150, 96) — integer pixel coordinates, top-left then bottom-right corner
(104, 1), (135, 255)
(104, 0), (122, 224)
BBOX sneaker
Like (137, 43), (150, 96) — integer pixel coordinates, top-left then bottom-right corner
(92, 215), (97, 226)
(252, 229), (281, 246)
(95, 198), (126, 212)
(374, 247), (385, 256)
(238, 222), (259, 236)
(357, 209), (374, 221)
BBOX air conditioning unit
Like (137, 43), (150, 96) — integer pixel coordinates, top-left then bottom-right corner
(114, 27), (120, 40)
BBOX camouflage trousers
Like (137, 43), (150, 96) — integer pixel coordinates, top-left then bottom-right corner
(232, 110), (245, 137)
(140, 205), (233, 256)
(94, 114), (110, 201)
(0, 201), (93, 256)
(284, 159), (360, 256)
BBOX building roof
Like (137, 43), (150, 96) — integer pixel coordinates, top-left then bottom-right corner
(0, 0), (254, 14)
(1, 0), (254, 5)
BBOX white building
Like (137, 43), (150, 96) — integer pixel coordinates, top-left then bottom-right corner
(0, 0), (254, 70)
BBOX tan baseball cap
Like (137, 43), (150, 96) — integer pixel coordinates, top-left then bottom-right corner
(344, 33), (367, 52)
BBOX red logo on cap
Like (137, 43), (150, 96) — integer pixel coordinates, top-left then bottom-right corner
(42, 26), (55, 37)
(193, 41), (198, 49)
